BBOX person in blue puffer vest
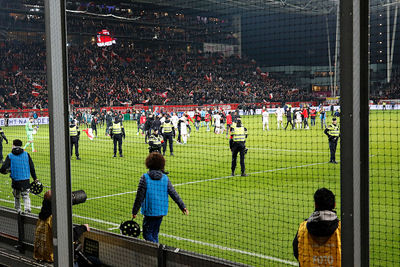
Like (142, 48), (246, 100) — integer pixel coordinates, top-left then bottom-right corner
(0, 139), (37, 213)
(132, 152), (189, 243)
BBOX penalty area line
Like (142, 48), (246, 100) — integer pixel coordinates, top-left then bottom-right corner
(86, 161), (329, 201)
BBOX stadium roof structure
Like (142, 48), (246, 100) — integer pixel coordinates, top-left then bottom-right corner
(126, 0), (399, 16)
(125, 0), (339, 15)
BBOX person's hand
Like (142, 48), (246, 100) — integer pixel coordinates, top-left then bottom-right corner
(132, 214), (137, 219)
(182, 208), (189, 215)
(5, 141), (8, 144)
(83, 224), (90, 232)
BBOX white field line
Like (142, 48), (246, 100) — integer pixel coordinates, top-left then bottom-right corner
(86, 161), (329, 201)
(12, 135), (328, 154)
(159, 233), (298, 266)
(0, 199), (298, 266)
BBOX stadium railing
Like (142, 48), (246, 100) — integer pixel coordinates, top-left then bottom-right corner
(0, 206), (244, 267)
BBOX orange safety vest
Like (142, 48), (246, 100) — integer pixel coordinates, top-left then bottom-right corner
(297, 221), (341, 267)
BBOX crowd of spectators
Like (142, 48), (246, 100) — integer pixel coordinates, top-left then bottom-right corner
(1, 1), (238, 45)
(0, 39), (314, 109)
(371, 72), (400, 102)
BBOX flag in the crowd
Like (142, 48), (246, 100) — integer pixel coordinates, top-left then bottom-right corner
(205, 73), (212, 82)
(256, 67), (262, 74)
(142, 99), (149, 104)
(261, 72), (269, 78)
(245, 83), (251, 87)
(178, 76), (183, 81)
(145, 88), (152, 92)
(269, 93), (273, 99)
(32, 91), (40, 97)
(82, 128), (94, 140)
(32, 82), (43, 89)
(163, 98), (170, 104)
(126, 85), (131, 94)
(96, 29), (116, 47)
(188, 90), (194, 97)
(89, 59), (95, 65)
(131, 70), (135, 76)
(15, 71), (23, 76)
(9, 90), (17, 96)
(158, 91), (168, 98)
(107, 89), (114, 96)
(240, 81), (246, 86)
(137, 88), (143, 94)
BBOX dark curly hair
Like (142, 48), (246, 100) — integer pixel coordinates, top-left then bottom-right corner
(145, 152), (165, 170)
(314, 188), (335, 211)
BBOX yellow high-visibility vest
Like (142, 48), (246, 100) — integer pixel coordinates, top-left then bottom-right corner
(70, 126), (78, 137)
(162, 122), (173, 133)
(298, 221), (341, 267)
(327, 124), (340, 137)
(232, 127), (246, 142)
(112, 122), (122, 134)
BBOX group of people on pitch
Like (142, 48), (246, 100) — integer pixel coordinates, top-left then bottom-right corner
(0, 135), (339, 266)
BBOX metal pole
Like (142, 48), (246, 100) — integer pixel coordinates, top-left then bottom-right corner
(389, 5), (398, 79)
(326, 16), (334, 94)
(340, 0), (369, 266)
(44, 0), (73, 266)
(387, 0), (391, 83)
(334, 2), (340, 97)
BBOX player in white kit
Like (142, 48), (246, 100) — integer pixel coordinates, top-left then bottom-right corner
(275, 106), (284, 129)
(262, 108), (269, 131)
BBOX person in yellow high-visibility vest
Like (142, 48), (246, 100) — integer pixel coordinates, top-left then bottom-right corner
(324, 117), (340, 163)
(229, 118), (248, 176)
(110, 117), (125, 157)
(69, 120), (80, 160)
(293, 188), (341, 267)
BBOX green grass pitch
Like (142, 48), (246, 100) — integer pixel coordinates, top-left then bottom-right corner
(0, 111), (398, 266)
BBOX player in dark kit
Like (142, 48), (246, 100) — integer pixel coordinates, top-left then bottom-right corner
(110, 117), (125, 157)
(285, 108), (294, 130)
(91, 114), (98, 137)
(0, 127), (8, 163)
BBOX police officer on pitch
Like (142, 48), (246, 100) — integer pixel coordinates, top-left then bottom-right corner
(0, 127), (8, 164)
(161, 116), (175, 156)
(230, 118), (248, 176)
(324, 117), (340, 164)
(148, 129), (164, 154)
(110, 117), (125, 157)
(70, 120), (81, 160)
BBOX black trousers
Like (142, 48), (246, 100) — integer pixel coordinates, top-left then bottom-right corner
(0, 142), (3, 162)
(231, 142), (245, 174)
(285, 120), (294, 130)
(70, 136), (79, 157)
(149, 146), (162, 154)
(92, 124), (97, 136)
(329, 139), (338, 162)
(113, 134), (123, 155)
(163, 134), (173, 154)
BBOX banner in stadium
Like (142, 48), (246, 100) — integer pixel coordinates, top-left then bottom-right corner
(203, 43), (238, 57)
(0, 117), (49, 127)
